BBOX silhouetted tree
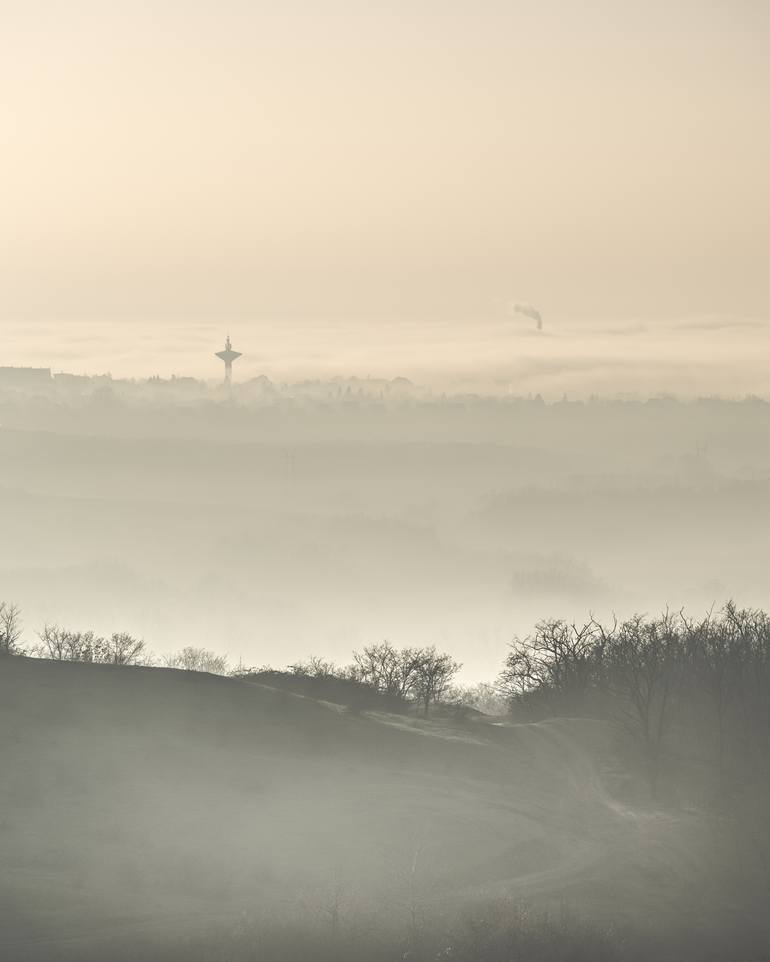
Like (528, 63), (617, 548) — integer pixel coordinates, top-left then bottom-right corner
(498, 618), (605, 716)
(0, 602), (23, 655)
(498, 604), (770, 812)
(163, 646), (229, 675)
(102, 632), (147, 665)
(35, 625), (102, 662)
(34, 625), (147, 665)
(413, 646), (461, 716)
(351, 642), (424, 700)
(290, 655), (338, 678)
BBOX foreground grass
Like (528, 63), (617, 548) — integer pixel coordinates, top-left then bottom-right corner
(29, 900), (770, 962)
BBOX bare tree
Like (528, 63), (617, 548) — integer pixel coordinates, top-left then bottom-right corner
(34, 625), (103, 662)
(604, 611), (684, 796)
(498, 618), (605, 715)
(352, 641), (400, 693)
(163, 646), (229, 675)
(289, 654), (338, 678)
(351, 642), (425, 700)
(102, 632), (147, 666)
(719, 602), (770, 773)
(413, 646), (461, 717)
(0, 602), (23, 655)
(32, 626), (147, 664)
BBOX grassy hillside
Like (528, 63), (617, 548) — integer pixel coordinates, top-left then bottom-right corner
(0, 657), (765, 960)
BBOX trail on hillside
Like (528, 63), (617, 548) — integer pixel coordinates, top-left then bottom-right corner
(361, 709), (709, 923)
(0, 661), (718, 958)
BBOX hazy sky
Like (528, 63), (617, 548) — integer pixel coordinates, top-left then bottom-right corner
(2, 1), (769, 323)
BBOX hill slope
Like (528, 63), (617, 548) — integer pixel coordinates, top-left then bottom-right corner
(0, 657), (749, 959)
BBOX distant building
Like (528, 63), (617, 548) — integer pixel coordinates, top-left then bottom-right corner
(0, 367), (52, 392)
(53, 372), (114, 398)
(215, 335), (242, 386)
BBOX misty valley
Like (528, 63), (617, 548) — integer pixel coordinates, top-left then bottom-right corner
(2, 378), (770, 961)
(2, 379), (769, 674)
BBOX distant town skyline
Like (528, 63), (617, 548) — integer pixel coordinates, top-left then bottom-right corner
(0, 313), (768, 400)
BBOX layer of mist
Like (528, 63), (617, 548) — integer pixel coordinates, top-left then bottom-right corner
(1, 371), (769, 677)
(2, 314), (769, 395)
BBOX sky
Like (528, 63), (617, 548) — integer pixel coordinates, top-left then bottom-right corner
(1, 1), (769, 327)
